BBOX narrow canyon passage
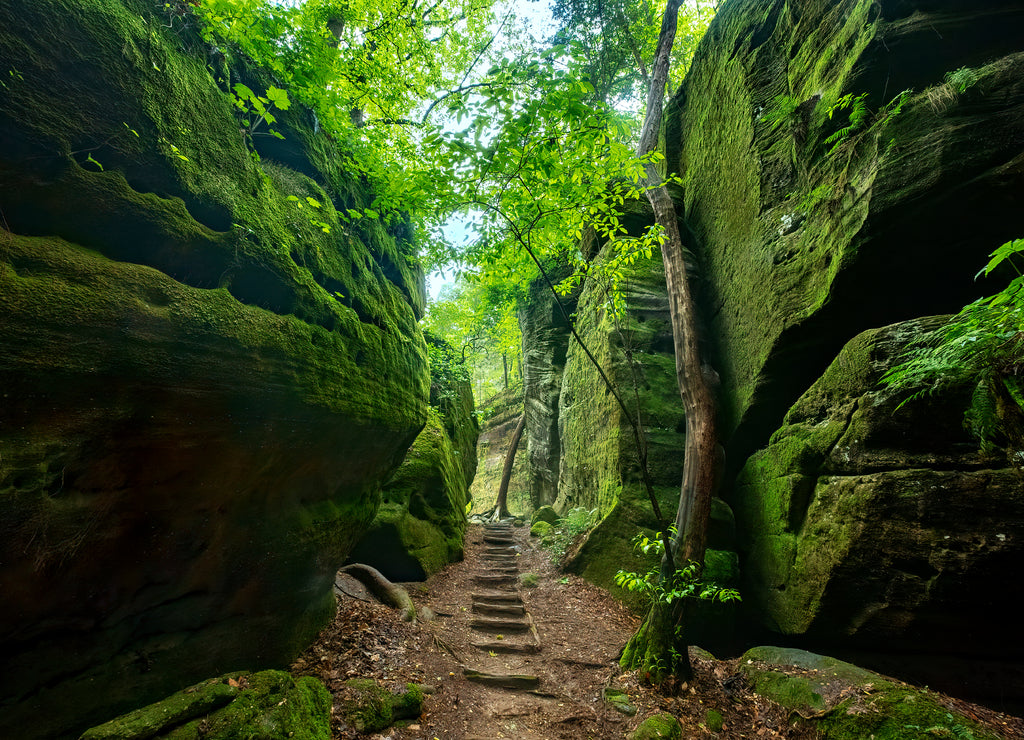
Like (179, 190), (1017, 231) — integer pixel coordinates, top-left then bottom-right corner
(296, 523), (823, 739)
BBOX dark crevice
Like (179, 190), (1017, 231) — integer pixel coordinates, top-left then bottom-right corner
(854, 8), (1024, 103)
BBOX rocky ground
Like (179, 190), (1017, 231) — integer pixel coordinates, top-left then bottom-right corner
(292, 523), (1024, 739)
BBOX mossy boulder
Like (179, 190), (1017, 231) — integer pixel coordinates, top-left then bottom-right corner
(0, 1), (427, 737)
(741, 647), (1001, 739)
(80, 670), (330, 740)
(732, 320), (1024, 698)
(530, 520), (554, 538)
(628, 712), (683, 740)
(347, 406), (471, 581)
(673, 0), (1024, 467)
(531, 505), (560, 526)
(338, 679), (424, 733)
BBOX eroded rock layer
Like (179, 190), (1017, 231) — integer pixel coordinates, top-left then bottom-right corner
(671, 0), (1024, 466)
(347, 337), (478, 581)
(0, 1), (427, 737)
(733, 320), (1024, 695)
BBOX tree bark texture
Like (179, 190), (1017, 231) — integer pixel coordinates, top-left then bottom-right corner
(493, 413), (525, 519)
(622, 0), (719, 684)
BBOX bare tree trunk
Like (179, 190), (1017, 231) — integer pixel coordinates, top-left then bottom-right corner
(621, 0), (719, 684)
(492, 414), (524, 519)
(503, 352), (509, 389)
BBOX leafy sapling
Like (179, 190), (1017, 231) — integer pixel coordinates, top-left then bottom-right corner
(614, 528), (740, 606)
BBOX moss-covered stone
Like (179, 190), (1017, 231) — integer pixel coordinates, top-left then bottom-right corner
(732, 320), (1024, 687)
(628, 712), (683, 740)
(672, 0), (1024, 464)
(338, 679), (424, 733)
(0, 1), (429, 737)
(530, 520), (553, 538)
(601, 687), (637, 716)
(80, 676), (241, 739)
(704, 708), (724, 733)
(741, 647), (1001, 740)
(80, 671), (330, 740)
(531, 505), (560, 526)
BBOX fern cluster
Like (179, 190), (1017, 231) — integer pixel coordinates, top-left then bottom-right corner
(883, 238), (1024, 445)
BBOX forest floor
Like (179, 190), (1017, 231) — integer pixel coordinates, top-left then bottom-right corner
(293, 523), (1024, 739)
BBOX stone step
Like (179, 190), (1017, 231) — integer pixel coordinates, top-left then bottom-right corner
(471, 640), (541, 655)
(472, 602), (526, 617)
(485, 547), (517, 555)
(481, 566), (518, 575)
(483, 537), (515, 546)
(470, 591), (522, 604)
(472, 574), (517, 587)
(463, 668), (539, 690)
(470, 616), (532, 633)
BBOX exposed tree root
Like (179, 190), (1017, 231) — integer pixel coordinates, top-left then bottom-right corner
(340, 564), (416, 622)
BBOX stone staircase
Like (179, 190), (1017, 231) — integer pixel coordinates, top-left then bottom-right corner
(464, 522), (542, 687)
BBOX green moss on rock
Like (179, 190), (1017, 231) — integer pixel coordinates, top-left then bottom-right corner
(0, 1), (430, 738)
(673, 0), (1024, 452)
(339, 679), (424, 733)
(530, 520), (553, 537)
(740, 647), (1001, 740)
(628, 712), (683, 740)
(531, 505), (560, 526)
(732, 320), (1024, 664)
(80, 671), (330, 740)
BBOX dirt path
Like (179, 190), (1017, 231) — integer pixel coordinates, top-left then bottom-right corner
(416, 521), (638, 738)
(293, 523), (1024, 739)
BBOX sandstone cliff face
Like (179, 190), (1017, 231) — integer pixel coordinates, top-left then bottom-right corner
(670, 0), (1024, 466)
(669, 0), (1024, 696)
(519, 271), (576, 510)
(733, 320), (1024, 695)
(469, 386), (529, 515)
(347, 337), (478, 581)
(517, 0), (1024, 694)
(0, 1), (427, 737)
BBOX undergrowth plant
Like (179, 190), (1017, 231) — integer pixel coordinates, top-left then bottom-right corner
(540, 507), (599, 560)
(883, 237), (1024, 448)
(614, 528), (740, 606)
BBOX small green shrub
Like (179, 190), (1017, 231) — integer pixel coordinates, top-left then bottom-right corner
(613, 529), (741, 607)
(519, 573), (539, 588)
(538, 507), (598, 559)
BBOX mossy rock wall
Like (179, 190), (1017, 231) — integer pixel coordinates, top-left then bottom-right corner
(733, 319), (1024, 699)
(348, 340), (478, 581)
(0, 1), (428, 737)
(469, 385), (529, 515)
(671, 0), (1024, 469)
(555, 236), (694, 605)
(670, 0), (1024, 697)
(518, 264), (578, 509)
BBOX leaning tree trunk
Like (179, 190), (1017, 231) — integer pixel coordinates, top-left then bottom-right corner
(620, 0), (719, 685)
(490, 413), (524, 520)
